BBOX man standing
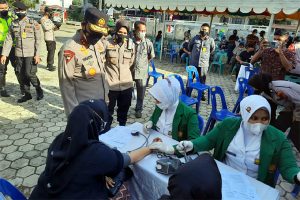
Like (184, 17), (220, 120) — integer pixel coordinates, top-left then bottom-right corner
(105, 20), (135, 126)
(246, 29), (259, 48)
(1, 1), (43, 103)
(41, 6), (57, 71)
(251, 29), (295, 81)
(0, 0), (22, 97)
(132, 21), (155, 118)
(58, 7), (108, 116)
(189, 23), (215, 85)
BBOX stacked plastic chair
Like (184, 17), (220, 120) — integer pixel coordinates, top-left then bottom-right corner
(0, 178), (27, 200)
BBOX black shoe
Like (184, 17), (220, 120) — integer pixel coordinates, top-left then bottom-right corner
(47, 65), (56, 71)
(135, 111), (142, 118)
(17, 93), (32, 103)
(36, 87), (44, 100)
(1, 90), (10, 97)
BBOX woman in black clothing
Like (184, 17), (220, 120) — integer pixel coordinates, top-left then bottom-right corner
(30, 99), (151, 199)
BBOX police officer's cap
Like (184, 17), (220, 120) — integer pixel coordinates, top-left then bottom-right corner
(84, 7), (108, 34)
(116, 20), (130, 32)
(13, 1), (28, 10)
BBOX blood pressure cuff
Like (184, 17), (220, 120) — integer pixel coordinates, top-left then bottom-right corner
(167, 153), (222, 200)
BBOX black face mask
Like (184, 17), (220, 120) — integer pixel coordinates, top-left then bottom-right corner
(200, 30), (209, 37)
(15, 11), (26, 20)
(0, 10), (8, 17)
(116, 33), (127, 44)
(84, 29), (103, 45)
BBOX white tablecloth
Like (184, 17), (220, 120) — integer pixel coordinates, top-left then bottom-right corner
(235, 64), (252, 91)
(99, 122), (280, 200)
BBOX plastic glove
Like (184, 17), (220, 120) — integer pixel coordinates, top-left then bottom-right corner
(148, 142), (175, 154)
(176, 141), (193, 154)
(143, 121), (153, 134)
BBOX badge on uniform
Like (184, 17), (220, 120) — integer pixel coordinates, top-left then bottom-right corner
(22, 32), (27, 39)
(64, 50), (75, 64)
(88, 67), (96, 76)
(80, 46), (89, 56)
(202, 47), (207, 52)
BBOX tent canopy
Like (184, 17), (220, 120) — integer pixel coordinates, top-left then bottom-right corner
(105, 0), (300, 15)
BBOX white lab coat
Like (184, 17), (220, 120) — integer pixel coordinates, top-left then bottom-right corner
(225, 123), (261, 178)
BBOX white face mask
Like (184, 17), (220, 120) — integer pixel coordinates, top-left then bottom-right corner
(244, 122), (268, 135)
(137, 32), (146, 40)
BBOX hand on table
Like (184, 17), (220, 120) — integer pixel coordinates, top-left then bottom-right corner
(143, 121), (153, 134)
(148, 142), (174, 154)
(105, 176), (115, 189)
(176, 141), (194, 154)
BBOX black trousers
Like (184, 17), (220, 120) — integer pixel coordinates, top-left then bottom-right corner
(108, 88), (133, 125)
(273, 111), (300, 151)
(134, 79), (146, 112)
(45, 41), (56, 67)
(0, 47), (22, 89)
(196, 67), (206, 84)
(15, 57), (41, 93)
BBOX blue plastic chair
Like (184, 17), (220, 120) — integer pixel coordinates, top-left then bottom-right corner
(168, 74), (199, 113)
(0, 178), (27, 200)
(232, 77), (254, 114)
(203, 86), (238, 135)
(185, 66), (210, 105)
(274, 170), (299, 197)
(146, 60), (164, 87)
(242, 63), (260, 80)
(198, 114), (205, 135)
(165, 44), (180, 63)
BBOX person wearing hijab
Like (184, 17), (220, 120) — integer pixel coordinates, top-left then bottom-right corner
(249, 73), (300, 151)
(150, 95), (300, 187)
(159, 153), (222, 200)
(29, 99), (151, 199)
(144, 77), (200, 142)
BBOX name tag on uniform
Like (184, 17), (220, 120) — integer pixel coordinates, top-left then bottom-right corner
(202, 47), (207, 52)
(22, 32), (27, 39)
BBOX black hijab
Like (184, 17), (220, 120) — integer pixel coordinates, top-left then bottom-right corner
(37, 99), (110, 195)
(161, 153), (222, 200)
(248, 73), (273, 96)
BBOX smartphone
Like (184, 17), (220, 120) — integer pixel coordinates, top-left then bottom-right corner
(269, 41), (279, 49)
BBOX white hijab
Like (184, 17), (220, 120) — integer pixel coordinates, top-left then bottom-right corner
(149, 77), (181, 135)
(240, 95), (271, 124)
(149, 77), (181, 110)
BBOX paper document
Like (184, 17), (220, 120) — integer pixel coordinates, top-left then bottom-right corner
(222, 172), (260, 200)
(99, 126), (132, 150)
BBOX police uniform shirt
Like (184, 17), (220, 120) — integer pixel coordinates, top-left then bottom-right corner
(189, 35), (215, 69)
(132, 38), (155, 80)
(58, 30), (108, 116)
(104, 36), (135, 91)
(2, 16), (41, 57)
(40, 16), (56, 41)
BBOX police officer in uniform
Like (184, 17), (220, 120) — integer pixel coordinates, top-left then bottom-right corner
(132, 21), (155, 118)
(0, 0), (23, 97)
(1, 1), (43, 103)
(58, 7), (108, 116)
(104, 20), (135, 126)
(41, 6), (57, 71)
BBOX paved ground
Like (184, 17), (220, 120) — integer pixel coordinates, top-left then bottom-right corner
(0, 24), (299, 199)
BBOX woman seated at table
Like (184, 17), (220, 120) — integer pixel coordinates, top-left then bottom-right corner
(30, 99), (152, 199)
(150, 95), (300, 187)
(143, 77), (200, 141)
